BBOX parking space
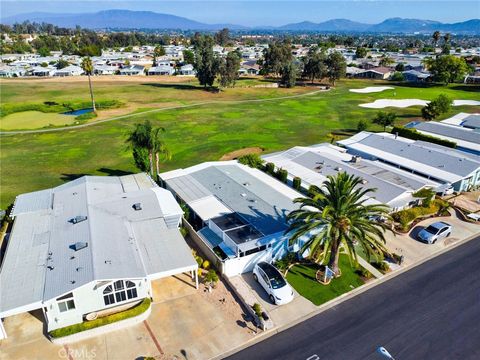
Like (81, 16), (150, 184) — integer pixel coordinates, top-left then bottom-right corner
(385, 212), (479, 266)
(1, 274), (253, 360)
(240, 273), (317, 327)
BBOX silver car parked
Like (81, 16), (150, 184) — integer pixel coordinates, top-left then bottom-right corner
(417, 221), (452, 244)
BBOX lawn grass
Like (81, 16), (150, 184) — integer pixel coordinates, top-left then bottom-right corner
(0, 111), (76, 130)
(286, 255), (365, 306)
(0, 79), (478, 209)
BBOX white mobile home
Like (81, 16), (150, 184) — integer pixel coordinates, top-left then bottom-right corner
(160, 162), (303, 277)
(0, 173), (197, 339)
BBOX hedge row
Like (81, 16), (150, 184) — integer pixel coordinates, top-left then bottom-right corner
(391, 126), (457, 149)
(49, 298), (151, 338)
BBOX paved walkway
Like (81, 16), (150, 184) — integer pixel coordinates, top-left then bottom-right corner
(357, 257), (383, 278)
(0, 89), (328, 135)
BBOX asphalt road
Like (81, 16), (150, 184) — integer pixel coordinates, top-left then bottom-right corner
(226, 236), (480, 360)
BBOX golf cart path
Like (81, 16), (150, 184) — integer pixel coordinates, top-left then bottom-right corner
(0, 88), (327, 135)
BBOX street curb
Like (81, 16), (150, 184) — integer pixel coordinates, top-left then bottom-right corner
(212, 231), (479, 360)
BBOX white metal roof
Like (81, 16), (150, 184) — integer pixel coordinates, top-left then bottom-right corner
(0, 173), (194, 318)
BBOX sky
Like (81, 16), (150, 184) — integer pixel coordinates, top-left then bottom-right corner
(1, 1), (479, 27)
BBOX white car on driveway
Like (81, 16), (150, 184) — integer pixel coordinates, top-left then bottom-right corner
(253, 262), (294, 305)
(417, 221), (453, 244)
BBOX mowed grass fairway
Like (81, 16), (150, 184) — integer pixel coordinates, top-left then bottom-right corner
(1, 78), (479, 209)
(1, 111), (75, 130)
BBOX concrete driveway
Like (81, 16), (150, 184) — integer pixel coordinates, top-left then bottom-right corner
(385, 211), (480, 267)
(240, 273), (317, 327)
(0, 274), (254, 360)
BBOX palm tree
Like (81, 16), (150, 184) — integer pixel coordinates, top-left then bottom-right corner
(432, 31), (441, 47)
(286, 172), (391, 276)
(81, 57), (96, 112)
(126, 120), (170, 178)
(152, 127), (171, 176)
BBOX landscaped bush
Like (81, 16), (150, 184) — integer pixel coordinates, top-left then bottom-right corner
(265, 162), (275, 175)
(274, 252), (297, 272)
(204, 269), (219, 285)
(371, 261), (390, 273)
(180, 226), (188, 237)
(276, 168), (288, 183)
(202, 260), (210, 270)
(49, 298), (151, 338)
(195, 255), (204, 267)
(391, 126), (457, 148)
(355, 267), (372, 279)
(292, 176), (302, 190)
(392, 199), (450, 230)
(237, 153), (264, 169)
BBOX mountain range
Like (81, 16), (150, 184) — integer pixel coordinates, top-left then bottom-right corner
(2, 10), (479, 34)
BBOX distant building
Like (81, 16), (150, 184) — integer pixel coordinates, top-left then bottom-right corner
(412, 121), (480, 155)
(148, 65), (175, 76)
(338, 132), (480, 192)
(53, 65), (84, 77)
(354, 66), (393, 80)
(402, 70), (430, 83)
(177, 64), (195, 76)
(118, 65), (145, 76)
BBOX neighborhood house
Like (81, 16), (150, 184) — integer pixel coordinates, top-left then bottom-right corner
(160, 162), (304, 277)
(0, 173), (198, 339)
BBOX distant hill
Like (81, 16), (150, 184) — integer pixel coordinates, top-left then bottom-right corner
(2, 10), (479, 34)
(279, 19), (370, 32)
(2, 9), (247, 31)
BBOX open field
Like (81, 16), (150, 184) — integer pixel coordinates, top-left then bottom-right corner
(1, 78), (479, 209)
(1, 111), (75, 130)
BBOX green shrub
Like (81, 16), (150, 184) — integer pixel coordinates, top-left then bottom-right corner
(274, 252), (297, 272)
(265, 162), (275, 175)
(49, 298), (151, 338)
(355, 267), (371, 279)
(180, 226), (188, 237)
(391, 127), (457, 148)
(292, 176), (302, 190)
(202, 260), (210, 270)
(237, 153), (264, 169)
(391, 72), (405, 81)
(75, 112), (97, 121)
(392, 199), (448, 230)
(252, 303), (263, 318)
(357, 119), (368, 132)
(205, 269), (219, 284)
(195, 255), (204, 267)
(276, 168), (288, 183)
(372, 261), (389, 272)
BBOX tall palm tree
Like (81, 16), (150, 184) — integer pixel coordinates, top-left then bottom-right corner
(152, 127), (171, 176)
(432, 31), (441, 47)
(286, 172), (391, 276)
(81, 57), (96, 112)
(126, 120), (170, 179)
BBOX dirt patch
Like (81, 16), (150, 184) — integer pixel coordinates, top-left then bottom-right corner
(220, 147), (264, 161)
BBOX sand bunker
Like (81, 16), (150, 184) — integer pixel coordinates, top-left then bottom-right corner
(359, 99), (429, 108)
(349, 86), (394, 94)
(359, 98), (480, 109)
(453, 100), (480, 106)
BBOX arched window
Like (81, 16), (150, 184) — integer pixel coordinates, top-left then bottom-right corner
(103, 280), (138, 306)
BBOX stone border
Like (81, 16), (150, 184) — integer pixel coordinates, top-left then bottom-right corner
(50, 303), (152, 345)
(213, 232), (479, 360)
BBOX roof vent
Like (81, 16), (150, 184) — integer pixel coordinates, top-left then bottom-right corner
(133, 203), (142, 211)
(73, 242), (88, 251)
(335, 167), (342, 171)
(361, 179), (368, 184)
(71, 215), (87, 224)
(47, 266), (54, 270)
(241, 193), (247, 197)
(105, 260), (112, 265)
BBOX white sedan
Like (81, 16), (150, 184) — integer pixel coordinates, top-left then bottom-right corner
(253, 262), (294, 305)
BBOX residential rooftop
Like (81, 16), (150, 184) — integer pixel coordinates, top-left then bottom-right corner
(0, 173), (195, 317)
(338, 132), (480, 184)
(160, 161), (302, 237)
